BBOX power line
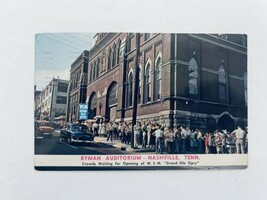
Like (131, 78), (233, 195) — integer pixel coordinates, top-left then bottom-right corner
(78, 33), (93, 40)
(48, 34), (89, 49)
(41, 35), (82, 50)
(63, 33), (90, 45)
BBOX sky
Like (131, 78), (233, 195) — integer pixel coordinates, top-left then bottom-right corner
(35, 33), (95, 91)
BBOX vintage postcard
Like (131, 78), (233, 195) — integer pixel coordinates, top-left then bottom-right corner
(34, 33), (248, 170)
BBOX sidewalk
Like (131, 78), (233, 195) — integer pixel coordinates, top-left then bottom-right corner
(94, 137), (155, 153)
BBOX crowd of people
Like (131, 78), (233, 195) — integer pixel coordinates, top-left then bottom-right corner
(84, 120), (248, 155)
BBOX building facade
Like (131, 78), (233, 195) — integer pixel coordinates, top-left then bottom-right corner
(86, 33), (247, 131)
(67, 50), (89, 122)
(34, 85), (42, 120)
(38, 78), (69, 121)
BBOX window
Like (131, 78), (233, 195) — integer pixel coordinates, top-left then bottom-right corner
(117, 39), (121, 64)
(112, 44), (116, 67)
(144, 63), (151, 103)
(56, 96), (67, 104)
(108, 83), (118, 106)
(138, 66), (142, 104)
(107, 49), (111, 70)
(189, 57), (199, 97)
(58, 82), (68, 93)
(219, 65), (228, 104)
(154, 57), (162, 100)
(90, 93), (97, 109)
(144, 33), (151, 41)
(127, 72), (133, 107)
(90, 64), (93, 81)
(128, 35), (133, 52)
(244, 72), (247, 106)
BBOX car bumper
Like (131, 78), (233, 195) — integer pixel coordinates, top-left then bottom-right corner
(72, 136), (93, 142)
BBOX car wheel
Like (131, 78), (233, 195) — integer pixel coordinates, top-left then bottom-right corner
(59, 136), (63, 142)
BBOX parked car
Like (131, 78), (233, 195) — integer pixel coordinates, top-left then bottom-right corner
(35, 120), (54, 137)
(59, 123), (94, 144)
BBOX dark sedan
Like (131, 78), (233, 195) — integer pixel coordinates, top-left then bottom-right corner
(59, 124), (94, 144)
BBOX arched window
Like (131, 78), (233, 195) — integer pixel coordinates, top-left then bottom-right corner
(219, 65), (228, 104)
(107, 49), (111, 70)
(117, 39), (121, 64)
(189, 57), (199, 97)
(108, 82), (118, 106)
(112, 44), (116, 67)
(127, 72), (133, 107)
(93, 61), (97, 80)
(88, 92), (97, 119)
(90, 64), (93, 82)
(97, 58), (100, 76)
(138, 66), (142, 104)
(154, 57), (162, 100)
(144, 63), (151, 103)
(244, 72), (247, 106)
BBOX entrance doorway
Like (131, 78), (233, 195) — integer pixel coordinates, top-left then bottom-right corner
(217, 113), (236, 132)
(88, 92), (97, 119)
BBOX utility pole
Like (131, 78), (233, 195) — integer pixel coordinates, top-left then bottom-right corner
(65, 81), (71, 123)
(131, 33), (140, 148)
(49, 78), (55, 121)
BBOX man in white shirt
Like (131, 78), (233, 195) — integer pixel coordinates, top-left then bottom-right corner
(231, 125), (245, 154)
(155, 126), (164, 154)
(92, 122), (99, 136)
(181, 126), (187, 153)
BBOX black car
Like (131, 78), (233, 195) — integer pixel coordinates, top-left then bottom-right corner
(59, 124), (94, 144)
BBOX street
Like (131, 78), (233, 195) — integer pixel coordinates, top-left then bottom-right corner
(35, 132), (128, 155)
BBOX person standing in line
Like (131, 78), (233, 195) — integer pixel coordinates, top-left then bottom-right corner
(142, 130), (147, 149)
(221, 132), (227, 154)
(181, 126), (187, 153)
(173, 126), (181, 153)
(231, 125), (246, 154)
(214, 130), (222, 154)
(163, 127), (170, 153)
(118, 122), (122, 141)
(134, 121), (141, 148)
(128, 122), (133, 145)
(124, 123), (129, 144)
(204, 132), (210, 154)
(196, 129), (203, 154)
(92, 121), (99, 137)
(99, 121), (106, 137)
(185, 127), (192, 152)
(106, 122), (113, 142)
(112, 122), (118, 140)
(190, 129), (198, 152)
(146, 122), (152, 148)
(155, 125), (164, 154)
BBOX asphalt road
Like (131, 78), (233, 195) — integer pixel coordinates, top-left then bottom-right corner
(35, 134), (127, 155)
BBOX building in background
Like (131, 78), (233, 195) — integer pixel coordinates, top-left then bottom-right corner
(38, 78), (69, 121)
(86, 33), (247, 131)
(34, 85), (42, 120)
(67, 50), (89, 122)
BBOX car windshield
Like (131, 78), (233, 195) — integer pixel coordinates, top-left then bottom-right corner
(71, 124), (88, 132)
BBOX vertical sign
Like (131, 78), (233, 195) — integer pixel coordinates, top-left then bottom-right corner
(79, 104), (88, 120)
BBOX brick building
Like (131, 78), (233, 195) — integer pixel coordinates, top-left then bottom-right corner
(86, 33), (247, 131)
(67, 50), (89, 122)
